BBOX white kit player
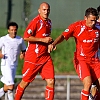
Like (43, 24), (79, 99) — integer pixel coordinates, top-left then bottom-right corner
(0, 22), (26, 100)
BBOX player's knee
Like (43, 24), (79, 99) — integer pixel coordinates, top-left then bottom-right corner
(83, 76), (92, 89)
(20, 80), (29, 89)
(86, 82), (92, 87)
(8, 85), (14, 90)
(46, 79), (55, 87)
(84, 82), (92, 91)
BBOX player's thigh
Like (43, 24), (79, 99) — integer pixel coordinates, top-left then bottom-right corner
(40, 59), (55, 79)
(1, 65), (13, 79)
(1, 65), (6, 76)
(1, 65), (15, 85)
(22, 62), (40, 82)
(11, 65), (17, 80)
(74, 60), (90, 80)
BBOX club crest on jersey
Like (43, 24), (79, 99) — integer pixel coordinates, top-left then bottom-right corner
(27, 29), (32, 34)
(64, 29), (69, 32)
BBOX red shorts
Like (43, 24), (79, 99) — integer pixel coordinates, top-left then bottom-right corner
(22, 59), (55, 82)
(73, 56), (100, 83)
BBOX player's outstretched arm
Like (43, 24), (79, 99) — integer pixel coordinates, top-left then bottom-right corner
(48, 34), (64, 53)
(52, 34), (64, 46)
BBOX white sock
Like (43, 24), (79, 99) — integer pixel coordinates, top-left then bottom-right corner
(7, 90), (14, 100)
(0, 87), (5, 97)
(5, 92), (8, 100)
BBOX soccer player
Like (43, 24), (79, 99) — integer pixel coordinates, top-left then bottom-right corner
(14, 2), (55, 100)
(48, 7), (100, 100)
(0, 22), (26, 100)
(89, 5), (100, 100)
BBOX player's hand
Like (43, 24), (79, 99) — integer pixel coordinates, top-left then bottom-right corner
(42, 37), (53, 43)
(48, 44), (56, 53)
(20, 53), (25, 60)
(0, 53), (5, 59)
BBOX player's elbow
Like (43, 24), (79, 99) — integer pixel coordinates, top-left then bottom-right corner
(24, 38), (29, 41)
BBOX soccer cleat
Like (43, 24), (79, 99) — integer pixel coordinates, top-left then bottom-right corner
(88, 94), (96, 100)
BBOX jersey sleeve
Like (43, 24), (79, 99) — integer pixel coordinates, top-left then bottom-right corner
(24, 19), (37, 38)
(62, 23), (75, 40)
(21, 38), (26, 51)
(0, 37), (4, 49)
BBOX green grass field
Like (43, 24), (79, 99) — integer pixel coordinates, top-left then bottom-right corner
(0, 28), (76, 75)
(51, 29), (76, 74)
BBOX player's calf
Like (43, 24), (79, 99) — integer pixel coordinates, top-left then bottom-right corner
(81, 90), (90, 100)
(14, 84), (24, 100)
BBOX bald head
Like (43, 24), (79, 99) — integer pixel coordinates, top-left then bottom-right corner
(38, 2), (50, 20)
(39, 2), (50, 9)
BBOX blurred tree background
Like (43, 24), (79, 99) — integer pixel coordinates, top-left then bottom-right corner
(24, 0), (31, 27)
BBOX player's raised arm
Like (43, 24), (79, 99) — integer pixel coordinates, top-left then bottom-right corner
(52, 34), (64, 47)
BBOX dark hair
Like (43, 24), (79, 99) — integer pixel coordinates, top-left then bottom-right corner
(85, 7), (98, 17)
(7, 22), (18, 29)
(97, 5), (100, 13)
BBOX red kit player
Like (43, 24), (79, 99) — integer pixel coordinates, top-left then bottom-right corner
(14, 2), (55, 100)
(48, 7), (100, 100)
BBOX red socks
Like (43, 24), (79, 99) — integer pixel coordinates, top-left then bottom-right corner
(81, 90), (89, 100)
(45, 86), (54, 100)
(15, 85), (54, 100)
(14, 85), (24, 100)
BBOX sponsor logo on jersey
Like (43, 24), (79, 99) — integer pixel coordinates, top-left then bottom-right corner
(83, 31), (99, 43)
(42, 33), (49, 37)
(83, 39), (93, 43)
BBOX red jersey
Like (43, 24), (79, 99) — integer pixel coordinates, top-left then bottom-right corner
(24, 15), (52, 63)
(62, 20), (100, 58)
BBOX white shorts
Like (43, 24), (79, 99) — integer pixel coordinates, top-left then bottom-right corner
(0, 64), (17, 85)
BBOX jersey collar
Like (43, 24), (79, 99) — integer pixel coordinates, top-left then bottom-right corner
(38, 14), (48, 23)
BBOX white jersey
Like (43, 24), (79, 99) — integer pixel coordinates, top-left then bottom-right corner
(0, 34), (26, 85)
(0, 34), (26, 66)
